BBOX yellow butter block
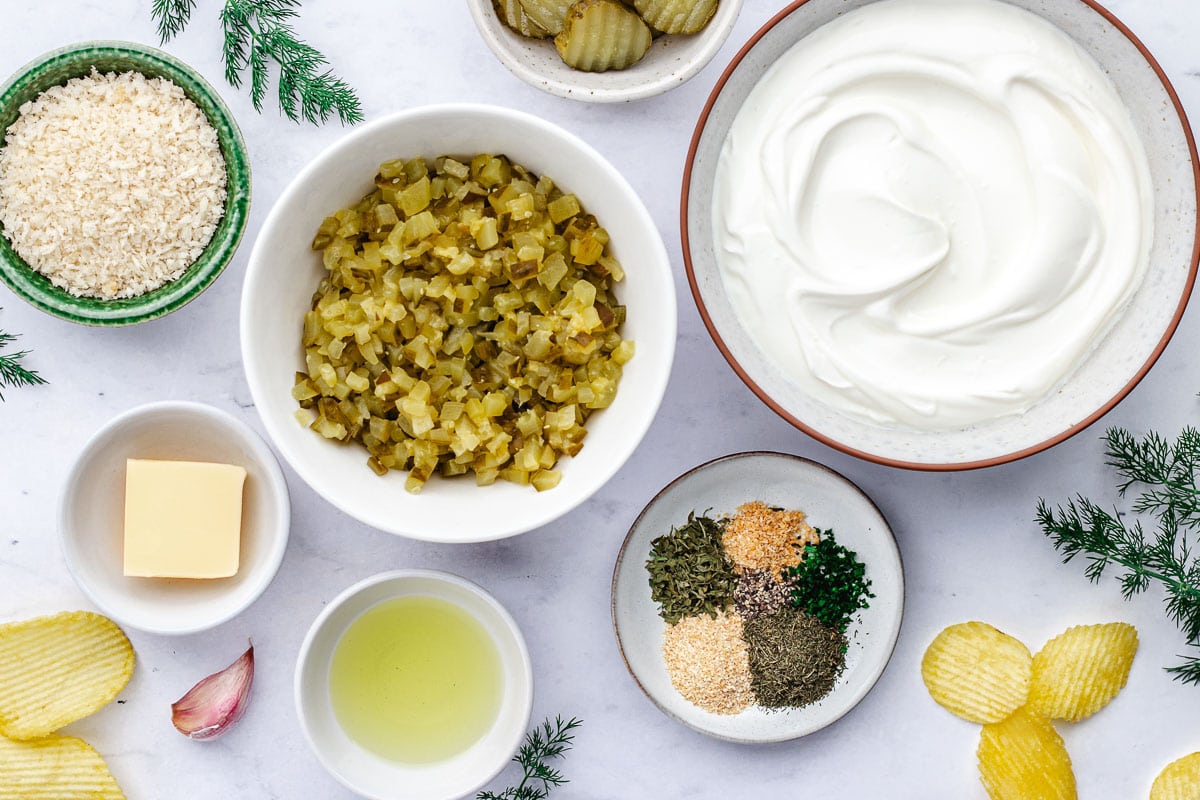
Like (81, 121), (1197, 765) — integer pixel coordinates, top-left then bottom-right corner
(123, 459), (246, 579)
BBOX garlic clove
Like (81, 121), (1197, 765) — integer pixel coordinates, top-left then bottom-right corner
(171, 643), (254, 740)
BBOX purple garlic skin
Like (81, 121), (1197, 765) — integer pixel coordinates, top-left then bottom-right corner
(171, 644), (254, 740)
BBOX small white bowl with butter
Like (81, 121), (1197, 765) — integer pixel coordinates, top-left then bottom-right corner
(59, 401), (291, 635)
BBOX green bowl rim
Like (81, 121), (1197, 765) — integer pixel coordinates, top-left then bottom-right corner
(0, 40), (252, 326)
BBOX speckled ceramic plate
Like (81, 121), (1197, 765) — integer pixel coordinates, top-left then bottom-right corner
(465, 0), (743, 102)
(611, 451), (904, 743)
(682, 0), (1200, 469)
(0, 41), (251, 326)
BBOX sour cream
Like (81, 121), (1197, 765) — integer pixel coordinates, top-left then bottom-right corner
(712, 0), (1154, 430)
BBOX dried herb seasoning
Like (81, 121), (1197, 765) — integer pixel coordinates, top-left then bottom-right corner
(787, 530), (874, 635)
(661, 610), (753, 715)
(722, 501), (818, 575)
(647, 513), (737, 624)
(744, 606), (846, 708)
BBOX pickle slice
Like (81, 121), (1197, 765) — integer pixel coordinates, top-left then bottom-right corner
(555, 0), (653, 72)
(518, 0), (573, 35)
(633, 0), (718, 34)
(494, 0), (551, 38)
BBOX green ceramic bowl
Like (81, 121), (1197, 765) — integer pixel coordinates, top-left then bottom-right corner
(0, 42), (251, 326)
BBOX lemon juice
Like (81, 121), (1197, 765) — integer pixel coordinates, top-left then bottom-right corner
(329, 595), (502, 764)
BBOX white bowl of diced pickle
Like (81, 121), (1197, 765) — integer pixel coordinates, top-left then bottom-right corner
(240, 103), (676, 543)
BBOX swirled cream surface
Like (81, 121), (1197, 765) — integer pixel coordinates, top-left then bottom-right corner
(713, 0), (1154, 430)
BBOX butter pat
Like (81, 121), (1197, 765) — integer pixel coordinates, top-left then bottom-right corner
(123, 459), (247, 579)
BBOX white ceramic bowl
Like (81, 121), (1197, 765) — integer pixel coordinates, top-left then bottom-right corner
(295, 570), (533, 800)
(58, 402), (291, 635)
(612, 451), (904, 742)
(241, 103), (676, 542)
(683, 0), (1200, 470)
(466, 0), (743, 102)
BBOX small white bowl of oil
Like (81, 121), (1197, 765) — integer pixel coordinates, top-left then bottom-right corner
(295, 570), (533, 800)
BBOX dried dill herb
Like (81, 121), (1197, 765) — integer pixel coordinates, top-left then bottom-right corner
(787, 530), (873, 635)
(647, 513), (737, 624)
(744, 607), (846, 708)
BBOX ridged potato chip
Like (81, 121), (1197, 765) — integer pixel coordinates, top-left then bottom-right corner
(0, 735), (126, 799)
(1151, 752), (1200, 800)
(633, 0), (719, 34)
(555, 0), (653, 72)
(494, 0), (551, 38)
(922, 621), (1032, 723)
(977, 707), (1077, 800)
(518, 0), (572, 35)
(1027, 622), (1138, 722)
(0, 611), (134, 740)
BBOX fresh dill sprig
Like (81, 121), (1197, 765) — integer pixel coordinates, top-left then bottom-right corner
(150, 0), (363, 126)
(151, 0), (197, 43)
(477, 716), (582, 800)
(1036, 426), (1200, 684)
(0, 324), (47, 401)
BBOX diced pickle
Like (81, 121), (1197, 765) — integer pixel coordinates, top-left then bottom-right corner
(294, 154), (632, 492)
(547, 193), (581, 224)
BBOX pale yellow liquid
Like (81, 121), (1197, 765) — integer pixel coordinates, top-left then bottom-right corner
(329, 595), (503, 764)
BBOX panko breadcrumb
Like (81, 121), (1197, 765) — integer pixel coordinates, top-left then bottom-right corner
(0, 69), (226, 299)
(661, 610), (753, 715)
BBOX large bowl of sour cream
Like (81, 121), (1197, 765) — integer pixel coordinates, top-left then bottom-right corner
(683, 0), (1199, 469)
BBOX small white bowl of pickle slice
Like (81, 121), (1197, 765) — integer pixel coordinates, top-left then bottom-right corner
(240, 103), (676, 542)
(467, 0), (743, 102)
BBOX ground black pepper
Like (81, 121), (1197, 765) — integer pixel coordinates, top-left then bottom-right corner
(733, 569), (793, 622)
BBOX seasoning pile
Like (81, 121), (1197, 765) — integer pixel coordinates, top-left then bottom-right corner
(0, 69), (227, 299)
(647, 501), (873, 714)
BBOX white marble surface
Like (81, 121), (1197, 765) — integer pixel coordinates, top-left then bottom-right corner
(2, 1), (1199, 797)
